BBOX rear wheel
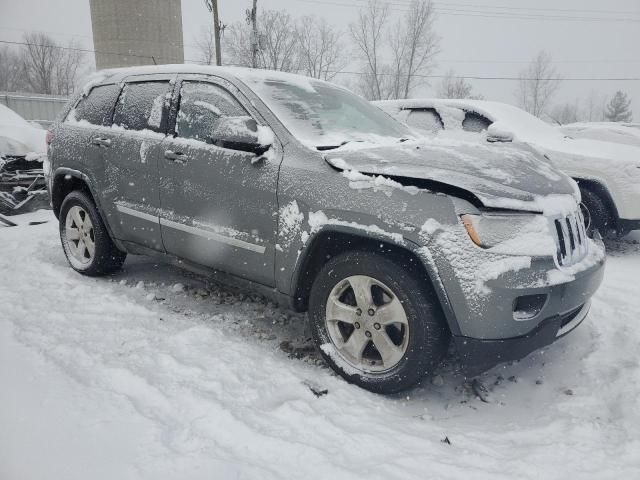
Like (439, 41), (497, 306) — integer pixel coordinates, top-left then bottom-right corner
(59, 190), (126, 276)
(579, 187), (613, 237)
(308, 251), (449, 394)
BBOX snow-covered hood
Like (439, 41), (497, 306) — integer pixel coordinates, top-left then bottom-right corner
(0, 123), (47, 157)
(544, 136), (640, 165)
(325, 138), (580, 214)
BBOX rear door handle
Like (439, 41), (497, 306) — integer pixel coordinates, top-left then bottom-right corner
(91, 137), (111, 147)
(164, 150), (188, 164)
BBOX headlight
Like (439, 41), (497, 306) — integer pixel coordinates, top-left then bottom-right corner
(461, 213), (540, 248)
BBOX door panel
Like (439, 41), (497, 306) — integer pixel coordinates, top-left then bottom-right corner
(158, 79), (280, 286)
(98, 78), (174, 251)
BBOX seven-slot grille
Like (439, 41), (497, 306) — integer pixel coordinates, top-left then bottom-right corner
(553, 210), (588, 267)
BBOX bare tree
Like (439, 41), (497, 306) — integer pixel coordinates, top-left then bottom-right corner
(257, 11), (301, 71)
(224, 22), (254, 67)
(550, 101), (580, 125)
(515, 51), (561, 117)
(19, 32), (85, 95)
(195, 25), (216, 65)
(0, 46), (22, 91)
(584, 90), (604, 121)
(394, 0), (439, 99)
(296, 16), (348, 80)
(350, 0), (390, 100)
(55, 39), (84, 95)
(437, 69), (482, 99)
(224, 10), (300, 72)
(21, 32), (59, 94)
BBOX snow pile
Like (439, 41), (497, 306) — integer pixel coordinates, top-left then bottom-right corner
(0, 104), (47, 157)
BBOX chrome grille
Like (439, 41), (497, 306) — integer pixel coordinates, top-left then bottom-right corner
(553, 210), (588, 267)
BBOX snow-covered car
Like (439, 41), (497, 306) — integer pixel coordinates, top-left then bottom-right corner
(0, 103), (46, 158)
(0, 104), (48, 214)
(46, 65), (605, 393)
(375, 99), (640, 236)
(559, 122), (640, 149)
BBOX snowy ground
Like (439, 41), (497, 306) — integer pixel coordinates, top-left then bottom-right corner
(2, 210), (640, 480)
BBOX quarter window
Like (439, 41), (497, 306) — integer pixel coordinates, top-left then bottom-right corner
(175, 81), (248, 143)
(406, 108), (444, 134)
(69, 84), (121, 126)
(113, 81), (172, 133)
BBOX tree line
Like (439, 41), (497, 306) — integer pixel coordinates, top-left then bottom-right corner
(0, 0), (633, 123)
(0, 33), (85, 96)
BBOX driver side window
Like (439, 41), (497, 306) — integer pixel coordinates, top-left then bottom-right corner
(175, 81), (248, 143)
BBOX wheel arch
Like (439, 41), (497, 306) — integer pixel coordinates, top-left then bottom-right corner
(574, 177), (619, 222)
(289, 227), (461, 335)
(51, 168), (123, 250)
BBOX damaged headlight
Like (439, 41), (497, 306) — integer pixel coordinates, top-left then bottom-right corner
(460, 212), (541, 249)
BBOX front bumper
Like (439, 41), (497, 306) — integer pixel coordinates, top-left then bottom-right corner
(454, 301), (591, 375)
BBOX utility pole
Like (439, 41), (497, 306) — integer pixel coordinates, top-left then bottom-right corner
(204, 0), (222, 66)
(251, 0), (258, 68)
(212, 0), (222, 66)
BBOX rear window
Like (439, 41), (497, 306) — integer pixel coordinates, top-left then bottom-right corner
(69, 84), (121, 126)
(113, 81), (172, 133)
(406, 108), (444, 134)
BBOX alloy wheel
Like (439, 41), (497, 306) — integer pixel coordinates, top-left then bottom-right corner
(64, 205), (95, 266)
(325, 275), (409, 373)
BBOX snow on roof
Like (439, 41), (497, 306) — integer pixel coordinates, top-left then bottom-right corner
(84, 64), (330, 93)
(375, 98), (564, 143)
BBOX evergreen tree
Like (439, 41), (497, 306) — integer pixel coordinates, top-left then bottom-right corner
(604, 91), (633, 122)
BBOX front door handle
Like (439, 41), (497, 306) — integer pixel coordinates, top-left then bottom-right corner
(91, 137), (111, 148)
(164, 150), (188, 164)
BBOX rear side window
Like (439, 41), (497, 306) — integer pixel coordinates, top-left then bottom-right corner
(69, 84), (120, 126)
(175, 81), (247, 143)
(113, 81), (172, 133)
(406, 108), (444, 134)
(462, 111), (492, 133)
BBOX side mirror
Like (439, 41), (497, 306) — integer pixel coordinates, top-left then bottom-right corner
(210, 116), (273, 155)
(486, 122), (514, 143)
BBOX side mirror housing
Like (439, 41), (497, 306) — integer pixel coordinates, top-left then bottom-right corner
(486, 122), (514, 143)
(210, 116), (273, 154)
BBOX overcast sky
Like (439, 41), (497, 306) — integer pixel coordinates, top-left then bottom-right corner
(1, 0), (639, 117)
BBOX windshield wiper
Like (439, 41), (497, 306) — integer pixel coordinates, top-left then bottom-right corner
(317, 137), (410, 151)
(316, 141), (350, 151)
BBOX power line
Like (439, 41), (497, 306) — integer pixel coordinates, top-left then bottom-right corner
(297, 0), (640, 23)
(3, 25), (638, 66)
(3, 38), (639, 82)
(0, 39), (208, 66)
(327, 69), (640, 81)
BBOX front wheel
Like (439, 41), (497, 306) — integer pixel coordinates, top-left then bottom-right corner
(59, 190), (126, 276)
(308, 251), (449, 394)
(579, 187), (613, 237)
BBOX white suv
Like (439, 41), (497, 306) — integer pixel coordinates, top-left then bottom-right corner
(375, 99), (640, 236)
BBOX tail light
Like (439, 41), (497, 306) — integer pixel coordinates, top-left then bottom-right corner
(46, 130), (54, 146)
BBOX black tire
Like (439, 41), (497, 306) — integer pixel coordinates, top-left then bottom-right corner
(580, 187), (613, 237)
(308, 250), (449, 394)
(59, 190), (126, 276)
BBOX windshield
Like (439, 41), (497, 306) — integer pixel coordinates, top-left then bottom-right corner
(244, 76), (412, 149)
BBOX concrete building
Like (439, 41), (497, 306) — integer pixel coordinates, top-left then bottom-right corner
(89, 0), (184, 69)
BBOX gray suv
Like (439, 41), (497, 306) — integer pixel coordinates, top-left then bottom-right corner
(45, 65), (605, 393)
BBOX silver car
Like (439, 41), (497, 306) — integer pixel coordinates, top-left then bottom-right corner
(45, 65), (605, 393)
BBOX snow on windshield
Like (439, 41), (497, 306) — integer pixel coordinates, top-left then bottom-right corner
(243, 77), (411, 149)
